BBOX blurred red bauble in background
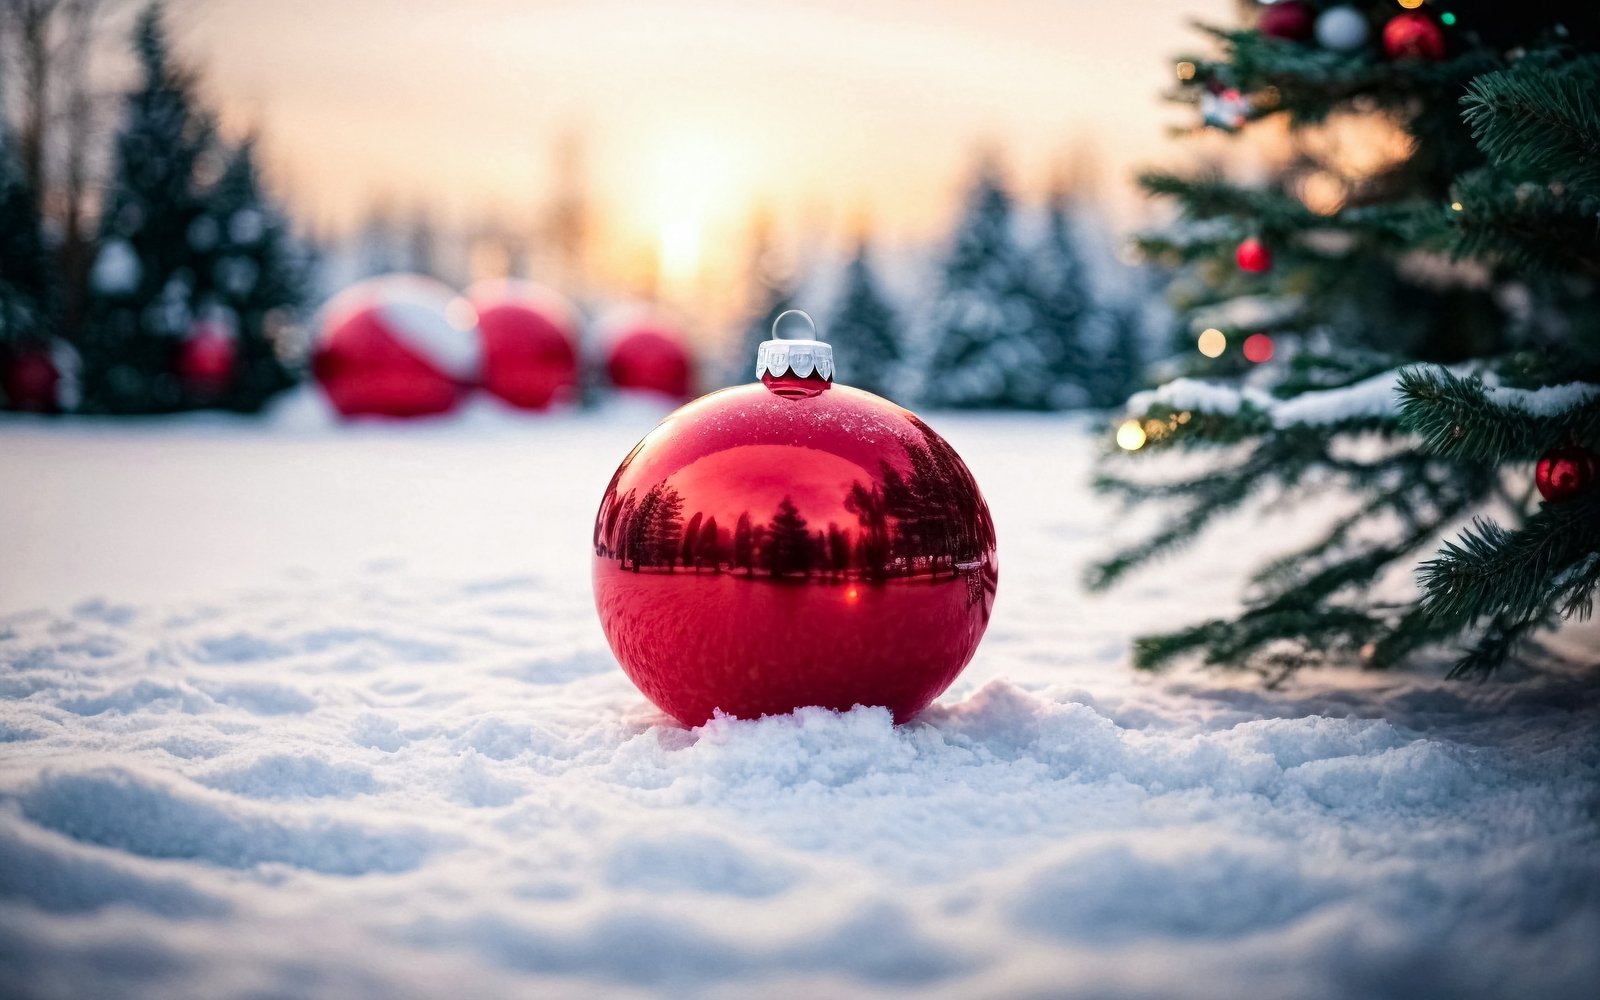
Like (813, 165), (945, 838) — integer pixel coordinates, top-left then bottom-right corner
(1535, 446), (1597, 504)
(1242, 332), (1275, 363)
(1, 344), (62, 413)
(178, 306), (238, 400)
(1383, 12), (1446, 61)
(593, 314), (998, 726)
(1236, 236), (1273, 273)
(468, 279), (580, 411)
(1259, 1), (1315, 41)
(604, 310), (694, 399)
(313, 275), (481, 418)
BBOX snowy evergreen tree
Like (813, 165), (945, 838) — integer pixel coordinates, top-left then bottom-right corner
(1089, 303), (1145, 409)
(1026, 189), (1094, 408)
(1096, 3), (1600, 678)
(200, 136), (305, 411)
(0, 126), (53, 352)
(923, 167), (1049, 409)
(824, 239), (902, 400)
(737, 277), (796, 382)
(82, 1), (217, 413)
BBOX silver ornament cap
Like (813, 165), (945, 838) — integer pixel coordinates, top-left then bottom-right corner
(756, 309), (834, 381)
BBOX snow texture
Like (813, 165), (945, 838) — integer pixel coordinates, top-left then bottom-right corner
(1128, 369), (1402, 428)
(1482, 380), (1600, 418)
(2, 400), (1598, 1000)
(89, 239), (140, 296)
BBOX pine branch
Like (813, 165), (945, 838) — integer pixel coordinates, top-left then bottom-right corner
(1461, 55), (1600, 198)
(1397, 366), (1600, 463)
(1418, 494), (1600, 629)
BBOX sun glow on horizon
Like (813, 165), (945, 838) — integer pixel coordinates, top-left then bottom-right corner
(638, 130), (748, 294)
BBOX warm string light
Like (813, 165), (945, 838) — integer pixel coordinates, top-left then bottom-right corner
(1176, 61), (1197, 81)
(1396, 0), (1426, 9)
(1116, 419), (1147, 451)
(1197, 328), (1227, 358)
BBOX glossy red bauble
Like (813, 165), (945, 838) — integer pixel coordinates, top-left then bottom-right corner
(313, 275), (481, 419)
(1, 344), (61, 413)
(593, 373), (998, 726)
(178, 310), (238, 400)
(604, 311), (694, 399)
(468, 280), (580, 411)
(1259, 1), (1315, 41)
(1236, 236), (1273, 273)
(1383, 12), (1446, 61)
(1535, 446), (1598, 504)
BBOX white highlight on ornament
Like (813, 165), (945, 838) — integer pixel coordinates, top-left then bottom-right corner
(756, 309), (834, 381)
(1315, 5), (1370, 52)
(320, 275), (483, 381)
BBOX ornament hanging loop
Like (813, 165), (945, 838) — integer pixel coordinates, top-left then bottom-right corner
(771, 309), (818, 341)
(757, 308), (833, 384)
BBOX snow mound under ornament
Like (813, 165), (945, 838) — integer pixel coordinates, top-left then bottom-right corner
(593, 310), (998, 725)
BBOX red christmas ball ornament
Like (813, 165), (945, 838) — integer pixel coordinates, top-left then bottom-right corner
(313, 275), (481, 419)
(467, 279), (580, 411)
(1259, 1), (1315, 41)
(178, 305), (238, 400)
(603, 308), (694, 399)
(1236, 236), (1273, 273)
(593, 310), (998, 726)
(1535, 446), (1598, 504)
(1, 343), (63, 413)
(1383, 11), (1446, 61)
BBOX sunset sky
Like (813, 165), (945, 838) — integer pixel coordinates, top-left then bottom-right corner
(174, 0), (1233, 298)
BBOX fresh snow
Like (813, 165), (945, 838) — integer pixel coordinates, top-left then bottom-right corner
(2, 395), (1597, 1000)
(1482, 380), (1600, 418)
(1128, 369), (1401, 428)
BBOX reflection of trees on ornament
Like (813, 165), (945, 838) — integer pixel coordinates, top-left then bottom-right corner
(765, 496), (814, 578)
(732, 512), (755, 575)
(593, 417), (995, 587)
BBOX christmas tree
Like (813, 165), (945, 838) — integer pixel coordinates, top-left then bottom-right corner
(824, 238), (903, 400)
(1026, 189), (1094, 409)
(0, 126), (53, 355)
(198, 137), (305, 411)
(82, 2), (303, 414)
(1094, 1), (1600, 677)
(82, 2), (218, 413)
(922, 166), (1050, 409)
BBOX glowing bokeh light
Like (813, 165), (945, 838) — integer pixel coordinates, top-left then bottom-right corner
(1397, 0), (1425, 9)
(1197, 328), (1227, 358)
(1243, 333), (1275, 363)
(1116, 418), (1148, 451)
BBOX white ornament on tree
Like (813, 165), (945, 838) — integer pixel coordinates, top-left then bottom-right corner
(1315, 5), (1370, 52)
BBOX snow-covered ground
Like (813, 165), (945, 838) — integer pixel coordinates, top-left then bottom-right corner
(2, 394), (1597, 1000)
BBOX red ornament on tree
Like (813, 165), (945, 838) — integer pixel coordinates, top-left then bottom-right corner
(313, 275), (481, 419)
(593, 310), (998, 726)
(178, 304), (238, 401)
(1236, 236), (1273, 273)
(604, 309), (694, 399)
(1383, 12), (1446, 61)
(468, 279), (580, 411)
(1259, 1), (1315, 41)
(1, 343), (63, 413)
(1535, 446), (1598, 503)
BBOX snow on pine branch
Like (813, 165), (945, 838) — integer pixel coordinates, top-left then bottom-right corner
(1481, 380), (1600, 417)
(1187, 294), (1305, 333)
(1127, 369), (1403, 429)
